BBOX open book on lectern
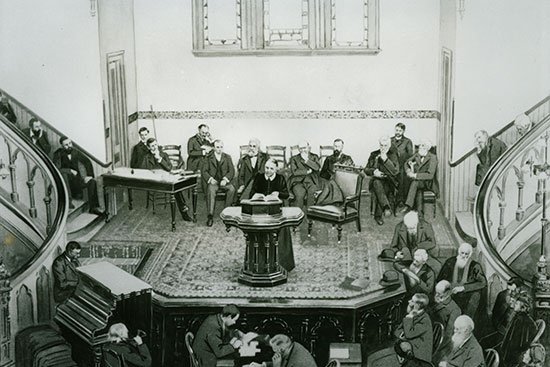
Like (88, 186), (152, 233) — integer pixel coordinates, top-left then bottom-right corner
(250, 193), (279, 202)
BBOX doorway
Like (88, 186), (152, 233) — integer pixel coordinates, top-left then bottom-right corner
(106, 51), (128, 167)
(438, 48), (453, 217)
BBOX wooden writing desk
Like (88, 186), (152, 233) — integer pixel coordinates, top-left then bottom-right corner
(102, 168), (199, 231)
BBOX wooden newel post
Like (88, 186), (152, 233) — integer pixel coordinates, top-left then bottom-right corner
(516, 181), (525, 221)
(497, 201), (507, 240)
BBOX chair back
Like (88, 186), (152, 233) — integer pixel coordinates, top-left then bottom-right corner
(290, 145), (300, 157)
(239, 145), (250, 158)
(320, 145), (334, 159)
(266, 145), (287, 170)
(324, 359), (341, 367)
(532, 319), (546, 343)
(161, 144), (184, 169)
(333, 166), (363, 199)
(101, 347), (124, 367)
(484, 348), (499, 367)
(432, 322), (444, 356)
(185, 332), (200, 367)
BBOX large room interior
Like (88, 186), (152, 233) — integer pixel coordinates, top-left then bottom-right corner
(1, 0), (550, 367)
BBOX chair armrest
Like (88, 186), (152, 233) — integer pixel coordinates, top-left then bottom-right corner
(343, 195), (360, 215)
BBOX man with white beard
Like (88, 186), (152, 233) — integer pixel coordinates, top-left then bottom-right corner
(394, 293), (433, 364)
(436, 243), (487, 329)
(394, 249), (435, 299)
(431, 280), (461, 364)
(439, 315), (484, 367)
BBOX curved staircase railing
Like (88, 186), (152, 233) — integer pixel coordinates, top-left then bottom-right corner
(475, 113), (550, 288)
(0, 115), (68, 367)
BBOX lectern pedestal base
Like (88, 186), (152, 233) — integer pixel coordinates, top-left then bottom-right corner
(238, 269), (288, 287)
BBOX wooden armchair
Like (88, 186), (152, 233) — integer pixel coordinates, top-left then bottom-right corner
(306, 165), (363, 243)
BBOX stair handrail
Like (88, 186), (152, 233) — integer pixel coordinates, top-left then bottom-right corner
(0, 116), (68, 281)
(0, 87), (112, 168)
(475, 113), (550, 283)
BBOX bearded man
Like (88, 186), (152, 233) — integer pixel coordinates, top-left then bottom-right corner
(394, 293), (433, 364)
(391, 123), (414, 206)
(474, 130), (507, 186)
(438, 315), (484, 367)
(436, 243), (487, 330)
(319, 138), (354, 180)
(431, 280), (462, 364)
(22, 117), (51, 154)
(394, 249), (435, 299)
(237, 138), (268, 200)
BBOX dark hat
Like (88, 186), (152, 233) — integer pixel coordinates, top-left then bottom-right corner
(379, 270), (400, 287)
(377, 248), (396, 262)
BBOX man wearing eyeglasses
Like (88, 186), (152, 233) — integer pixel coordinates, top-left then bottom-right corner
(237, 138), (268, 201)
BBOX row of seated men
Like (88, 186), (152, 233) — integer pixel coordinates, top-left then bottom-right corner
(128, 122), (439, 227)
(376, 230), (543, 367)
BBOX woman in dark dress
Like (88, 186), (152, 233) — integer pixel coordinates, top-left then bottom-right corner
(249, 158), (295, 271)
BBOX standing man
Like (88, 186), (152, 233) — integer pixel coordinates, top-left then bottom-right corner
(142, 138), (192, 222)
(474, 130), (507, 186)
(289, 141), (320, 211)
(22, 117), (51, 154)
(391, 123), (414, 206)
(437, 243), (487, 330)
(187, 124), (214, 173)
(130, 127), (151, 168)
(319, 138), (354, 180)
(193, 305), (243, 367)
(394, 293), (433, 364)
(364, 136), (400, 225)
(52, 241), (81, 304)
(0, 93), (17, 124)
(402, 139), (438, 216)
(237, 138), (268, 200)
(53, 136), (103, 213)
(201, 140), (235, 227)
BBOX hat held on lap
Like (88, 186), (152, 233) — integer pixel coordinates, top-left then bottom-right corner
(379, 270), (400, 287)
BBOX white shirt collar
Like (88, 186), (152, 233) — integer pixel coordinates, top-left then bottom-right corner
(215, 152), (222, 161)
(264, 174), (276, 181)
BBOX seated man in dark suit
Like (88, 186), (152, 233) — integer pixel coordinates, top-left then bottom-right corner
(130, 127), (151, 169)
(394, 249), (435, 299)
(193, 304), (243, 367)
(474, 130), (507, 186)
(53, 136), (102, 213)
(319, 138), (354, 180)
(22, 117), (51, 155)
(394, 293), (433, 364)
(431, 280), (461, 364)
(364, 136), (399, 225)
(250, 334), (317, 367)
(388, 211), (440, 274)
(289, 141), (320, 211)
(141, 137), (192, 222)
(201, 139), (236, 227)
(52, 241), (81, 304)
(402, 139), (438, 216)
(237, 138), (268, 200)
(103, 323), (151, 367)
(394, 341), (433, 367)
(187, 123), (213, 173)
(391, 123), (414, 206)
(439, 316), (484, 367)
(0, 93), (17, 124)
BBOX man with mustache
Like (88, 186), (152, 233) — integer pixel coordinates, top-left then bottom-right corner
(364, 135), (399, 225)
(474, 130), (507, 186)
(431, 280), (461, 364)
(401, 139), (439, 217)
(391, 123), (414, 206)
(22, 117), (51, 154)
(130, 127), (151, 169)
(250, 334), (317, 367)
(319, 138), (354, 180)
(288, 141), (320, 211)
(53, 136), (102, 213)
(394, 293), (433, 364)
(187, 123), (214, 173)
(237, 138), (268, 200)
(436, 243), (487, 331)
(438, 315), (484, 367)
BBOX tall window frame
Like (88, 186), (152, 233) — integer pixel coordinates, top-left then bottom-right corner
(192, 0), (380, 56)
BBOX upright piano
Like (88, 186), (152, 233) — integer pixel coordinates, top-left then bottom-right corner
(54, 261), (152, 367)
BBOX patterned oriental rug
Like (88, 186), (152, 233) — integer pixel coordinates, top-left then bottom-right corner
(87, 193), (454, 300)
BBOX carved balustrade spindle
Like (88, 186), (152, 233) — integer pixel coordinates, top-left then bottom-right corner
(0, 259), (12, 366)
(9, 162), (18, 202)
(27, 179), (37, 218)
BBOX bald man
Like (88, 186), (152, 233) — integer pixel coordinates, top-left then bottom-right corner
(431, 280), (461, 364)
(250, 334), (317, 367)
(288, 141), (320, 210)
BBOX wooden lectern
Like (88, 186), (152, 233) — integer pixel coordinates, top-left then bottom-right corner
(220, 199), (304, 287)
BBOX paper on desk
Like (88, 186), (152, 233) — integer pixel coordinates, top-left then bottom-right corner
(330, 348), (350, 359)
(241, 332), (259, 344)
